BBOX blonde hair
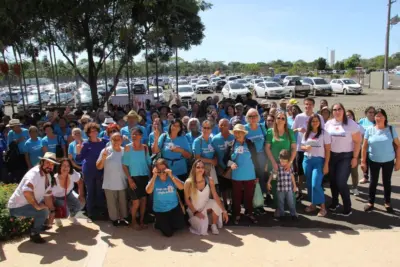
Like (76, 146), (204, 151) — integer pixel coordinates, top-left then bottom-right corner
(185, 159), (205, 201)
(245, 108), (260, 123)
(273, 111), (291, 142)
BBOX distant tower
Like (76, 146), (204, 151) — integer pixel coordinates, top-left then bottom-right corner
(330, 50), (335, 67)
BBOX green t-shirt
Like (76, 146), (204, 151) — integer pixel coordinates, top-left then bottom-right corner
(266, 128), (296, 161)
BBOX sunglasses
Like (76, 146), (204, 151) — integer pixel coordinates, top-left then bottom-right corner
(248, 115), (258, 119)
(333, 108), (343, 112)
(202, 127), (211, 130)
(276, 117), (286, 120)
(157, 171), (166, 174)
(196, 165), (205, 169)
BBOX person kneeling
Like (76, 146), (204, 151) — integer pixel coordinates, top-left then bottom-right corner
(184, 159), (229, 235)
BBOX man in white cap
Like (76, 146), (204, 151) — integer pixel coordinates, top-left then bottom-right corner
(7, 152), (59, 243)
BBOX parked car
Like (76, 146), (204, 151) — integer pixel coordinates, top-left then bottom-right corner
(226, 76), (238, 82)
(195, 80), (213, 93)
(235, 79), (251, 89)
(48, 93), (74, 107)
(274, 74), (288, 81)
(250, 78), (264, 89)
(115, 87), (129, 95)
(132, 83), (147, 94)
(221, 82), (250, 99)
(213, 79), (226, 93)
(149, 86), (165, 102)
(330, 79), (362, 95)
(282, 75), (301, 84)
(302, 77), (332, 96)
(177, 85), (197, 104)
(190, 78), (199, 89)
(17, 94), (43, 112)
(3, 91), (22, 103)
(78, 91), (102, 110)
(284, 80), (311, 98)
(254, 82), (287, 99)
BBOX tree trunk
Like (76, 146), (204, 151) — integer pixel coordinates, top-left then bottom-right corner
(13, 46), (25, 111)
(17, 46), (29, 105)
(2, 52), (15, 113)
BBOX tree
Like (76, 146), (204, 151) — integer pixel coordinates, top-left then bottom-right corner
(313, 57), (327, 70)
(333, 61), (345, 70)
(344, 54), (361, 70)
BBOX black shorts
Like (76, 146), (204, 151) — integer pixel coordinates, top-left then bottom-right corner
(129, 175), (149, 200)
(296, 151), (305, 176)
(217, 175), (232, 192)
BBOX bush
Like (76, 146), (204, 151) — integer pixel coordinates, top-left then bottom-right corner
(0, 183), (33, 241)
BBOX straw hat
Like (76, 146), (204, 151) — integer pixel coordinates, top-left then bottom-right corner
(102, 117), (116, 127)
(6, 119), (22, 127)
(39, 152), (60, 165)
(288, 99), (298, 105)
(124, 110), (142, 122)
(230, 124), (248, 135)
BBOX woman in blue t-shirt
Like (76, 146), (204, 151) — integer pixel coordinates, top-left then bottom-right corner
(193, 120), (217, 181)
(146, 158), (185, 237)
(122, 127), (151, 230)
(23, 126), (43, 169)
(148, 118), (164, 149)
(361, 108), (400, 213)
(68, 127), (86, 171)
(41, 122), (66, 158)
(186, 118), (201, 148)
(359, 106), (376, 184)
(152, 119), (192, 181)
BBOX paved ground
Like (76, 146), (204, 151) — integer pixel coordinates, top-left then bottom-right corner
(2, 88), (400, 266)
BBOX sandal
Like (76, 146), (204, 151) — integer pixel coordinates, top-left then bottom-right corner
(317, 209), (327, 217)
(234, 216), (241, 225)
(247, 215), (258, 224)
(305, 206), (317, 213)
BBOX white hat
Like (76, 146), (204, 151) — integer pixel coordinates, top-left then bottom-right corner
(230, 124), (248, 135)
(38, 152), (60, 165)
(6, 119), (22, 127)
(102, 117), (116, 127)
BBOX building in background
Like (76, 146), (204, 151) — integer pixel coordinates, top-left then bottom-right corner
(330, 50), (335, 67)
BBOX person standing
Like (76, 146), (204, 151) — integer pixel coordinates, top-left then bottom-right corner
(229, 103), (246, 127)
(301, 114), (331, 217)
(120, 111), (148, 145)
(358, 106), (376, 184)
(325, 103), (361, 216)
(7, 119), (29, 182)
(361, 108), (400, 213)
(24, 126), (43, 169)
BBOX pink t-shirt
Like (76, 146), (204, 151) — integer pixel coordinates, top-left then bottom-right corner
(324, 118), (359, 153)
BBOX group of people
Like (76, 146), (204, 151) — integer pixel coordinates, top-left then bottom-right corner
(3, 94), (399, 243)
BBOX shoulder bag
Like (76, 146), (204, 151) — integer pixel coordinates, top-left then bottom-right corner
(389, 126), (399, 158)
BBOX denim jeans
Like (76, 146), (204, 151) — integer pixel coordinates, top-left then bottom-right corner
(329, 152), (352, 211)
(9, 204), (49, 234)
(303, 156), (325, 205)
(54, 191), (84, 217)
(84, 171), (105, 217)
(277, 191), (297, 216)
(368, 159), (394, 205)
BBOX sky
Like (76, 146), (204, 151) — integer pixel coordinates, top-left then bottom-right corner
(5, 0), (400, 64)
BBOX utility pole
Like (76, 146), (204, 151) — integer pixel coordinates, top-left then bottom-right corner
(384, 0), (397, 71)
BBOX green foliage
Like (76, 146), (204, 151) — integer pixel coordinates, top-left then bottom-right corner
(314, 57), (327, 70)
(345, 69), (357, 78)
(0, 183), (33, 241)
(344, 54), (361, 70)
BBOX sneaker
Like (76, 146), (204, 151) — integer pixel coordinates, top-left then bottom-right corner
(217, 219), (223, 229)
(359, 178), (369, 184)
(55, 218), (63, 227)
(352, 188), (360, 196)
(119, 219), (130, 226)
(112, 220), (120, 227)
(211, 224), (219, 235)
(340, 210), (352, 216)
(30, 233), (46, 244)
(328, 204), (340, 212)
(68, 217), (80, 225)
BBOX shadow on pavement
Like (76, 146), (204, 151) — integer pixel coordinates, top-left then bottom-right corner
(17, 225), (98, 264)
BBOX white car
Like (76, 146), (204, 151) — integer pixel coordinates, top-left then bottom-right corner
(330, 79), (362, 95)
(221, 82), (250, 99)
(177, 85), (196, 103)
(195, 80), (213, 93)
(302, 77), (332, 96)
(149, 86), (165, 102)
(254, 82), (287, 99)
(235, 79), (251, 89)
(282, 75), (301, 84)
(190, 78), (199, 89)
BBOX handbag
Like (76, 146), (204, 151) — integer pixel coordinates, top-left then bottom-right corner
(54, 177), (68, 218)
(252, 182), (264, 208)
(55, 135), (64, 158)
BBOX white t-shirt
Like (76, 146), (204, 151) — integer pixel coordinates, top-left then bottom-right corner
(325, 118), (360, 153)
(51, 170), (81, 198)
(301, 130), (331, 158)
(292, 113), (325, 151)
(7, 166), (52, 209)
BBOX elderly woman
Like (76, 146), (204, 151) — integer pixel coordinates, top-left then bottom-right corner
(24, 126), (43, 169)
(146, 158), (185, 237)
(186, 118), (201, 148)
(320, 107), (331, 123)
(122, 127), (151, 230)
(96, 132), (129, 226)
(48, 158), (85, 227)
(41, 122), (66, 158)
(265, 112), (297, 210)
(7, 153), (59, 243)
(152, 119), (192, 181)
(325, 103), (361, 216)
(54, 117), (72, 144)
(224, 124), (260, 225)
(68, 128), (85, 171)
(245, 108), (268, 196)
(99, 117), (116, 140)
(362, 108), (400, 213)
(79, 115), (91, 140)
(76, 122), (108, 221)
(148, 118), (163, 149)
(121, 111), (148, 145)
(184, 159), (228, 235)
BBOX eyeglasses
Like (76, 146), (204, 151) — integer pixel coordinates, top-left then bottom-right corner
(196, 165), (205, 169)
(202, 127), (211, 130)
(157, 171), (166, 174)
(248, 115), (258, 119)
(333, 108), (343, 112)
(276, 117), (285, 120)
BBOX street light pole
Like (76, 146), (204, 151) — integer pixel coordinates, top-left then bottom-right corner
(384, 0), (397, 71)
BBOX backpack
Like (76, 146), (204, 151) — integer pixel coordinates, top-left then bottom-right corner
(5, 141), (21, 171)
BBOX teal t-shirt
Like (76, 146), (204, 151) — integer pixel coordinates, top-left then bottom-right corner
(211, 133), (235, 169)
(231, 141), (256, 181)
(365, 126), (398, 163)
(41, 135), (65, 154)
(152, 177), (179, 212)
(24, 138), (43, 166)
(158, 133), (191, 176)
(193, 136), (215, 160)
(245, 124), (267, 153)
(122, 144), (151, 177)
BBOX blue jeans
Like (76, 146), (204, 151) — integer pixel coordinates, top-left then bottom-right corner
(277, 191), (297, 216)
(84, 171), (105, 217)
(329, 152), (352, 211)
(303, 156), (325, 205)
(255, 152), (267, 194)
(55, 191), (83, 217)
(9, 204), (49, 234)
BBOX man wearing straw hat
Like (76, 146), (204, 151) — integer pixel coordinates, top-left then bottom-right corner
(7, 152), (60, 243)
(121, 110), (148, 145)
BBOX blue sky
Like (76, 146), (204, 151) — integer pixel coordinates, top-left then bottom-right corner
(176, 0), (400, 63)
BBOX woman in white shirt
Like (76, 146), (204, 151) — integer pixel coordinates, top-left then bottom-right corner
(324, 103), (361, 216)
(50, 158), (85, 227)
(184, 159), (228, 235)
(301, 114), (331, 217)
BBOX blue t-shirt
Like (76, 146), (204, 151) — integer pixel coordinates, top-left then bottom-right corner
(211, 125), (220, 136)
(24, 138), (43, 166)
(185, 132), (201, 148)
(211, 133), (235, 169)
(365, 126), (398, 163)
(121, 125), (148, 145)
(287, 116), (294, 129)
(0, 133), (6, 165)
(152, 177), (179, 212)
(192, 136), (215, 160)
(41, 135), (65, 154)
(7, 128), (29, 152)
(219, 109), (227, 119)
(245, 124), (267, 153)
(54, 125), (71, 142)
(158, 133), (191, 176)
(359, 118), (374, 131)
(231, 141), (256, 181)
(122, 145), (151, 177)
(68, 140), (83, 165)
